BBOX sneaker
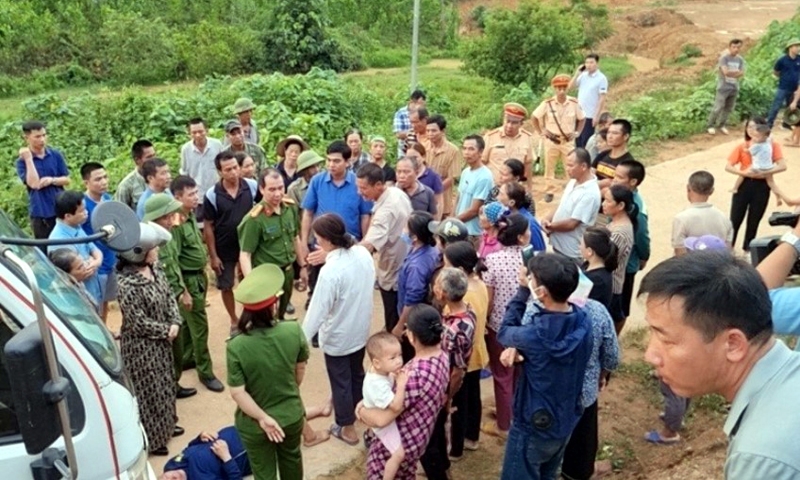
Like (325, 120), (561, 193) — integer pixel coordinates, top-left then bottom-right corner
(286, 302), (296, 314)
(707, 127), (716, 135)
(464, 439), (479, 451)
(720, 127), (729, 135)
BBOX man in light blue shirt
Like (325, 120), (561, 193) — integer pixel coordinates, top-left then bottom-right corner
(569, 54), (608, 148)
(48, 190), (103, 308)
(455, 135), (493, 239)
(136, 158), (172, 220)
(639, 251), (800, 480)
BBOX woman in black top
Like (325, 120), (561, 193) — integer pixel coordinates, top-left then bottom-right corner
(579, 226), (618, 311)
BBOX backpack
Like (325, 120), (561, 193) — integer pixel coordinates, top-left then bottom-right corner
(205, 178), (257, 212)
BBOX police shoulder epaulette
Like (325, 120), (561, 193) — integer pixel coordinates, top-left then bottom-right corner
(248, 204), (264, 218)
(282, 196), (296, 205)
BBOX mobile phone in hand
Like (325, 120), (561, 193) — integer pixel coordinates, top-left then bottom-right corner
(521, 245), (535, 267)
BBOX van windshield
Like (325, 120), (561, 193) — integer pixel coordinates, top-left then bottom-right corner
(0, 210), (121, 375)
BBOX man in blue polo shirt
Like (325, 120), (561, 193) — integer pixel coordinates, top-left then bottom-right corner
(299, 140), (372, 301)
(15, 120), (71, 240)
(767, 38), (800, 128)
(80, 162), (117, 322)
(48, 190), (103, 309)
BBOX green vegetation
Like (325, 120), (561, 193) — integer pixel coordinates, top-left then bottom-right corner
(462, 0), (613, 89)
(0, 0), (460, 97)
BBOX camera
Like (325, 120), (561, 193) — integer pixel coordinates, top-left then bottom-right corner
(749, 212), (800, 275)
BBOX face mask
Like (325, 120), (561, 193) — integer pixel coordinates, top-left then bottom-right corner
(401, 233), (412, 246)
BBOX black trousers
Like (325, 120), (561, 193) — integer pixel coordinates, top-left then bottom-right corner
(576, 119), (595, 149)
(380, 287), (415, 362)
(323, 348), (365, 427)
(450, 370), (481, 457)
(31, 216), (57, 253)
(420, 408), (450, 479)
(730, 178), (770, 251)
(561, 401), (599, 480)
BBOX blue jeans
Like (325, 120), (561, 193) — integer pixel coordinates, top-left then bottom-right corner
(501, 423), (569, 480)
(767, 88), (794, 127)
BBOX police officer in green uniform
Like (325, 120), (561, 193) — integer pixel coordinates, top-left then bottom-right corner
(172, 175), (224, 393)
(238, 168), (307, 319)
(227, 263), (309, 480)
(143, 193), (198, 400)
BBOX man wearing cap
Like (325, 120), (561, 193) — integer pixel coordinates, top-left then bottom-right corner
(181, 118), (223, 215)
(707, 39), (746, 136)
(425, 114), (462, 218)
(457, 135), (495, 246)
(369, 136), (396, 186)
(144, 192), (197, 400)
(238, 168), (306, 319)
(767, 39), (800, 129)
(231, 97), (259, 145)
(222, 120), (267, 176)
(394, 89), (427, 158)
(287, 151), (323, 207)
(672, 170), (733, 256)
(430, 217), (469, 251)
(569, 53), (609, 148)
(203, 152), (258, 332)
(532, 74), (586, 202)
(482, 103), (535, 191)
(356, 163), (412, 334)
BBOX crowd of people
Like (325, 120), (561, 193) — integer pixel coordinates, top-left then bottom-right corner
(12, 44), (800, 480)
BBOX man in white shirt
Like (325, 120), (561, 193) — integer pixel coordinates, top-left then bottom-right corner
(542, 148), (601, 260)
(570, 54), (609, 148)
(180, 117), (223, 222)
(672, 170), (733, 256)
(356, 162), (412, 336)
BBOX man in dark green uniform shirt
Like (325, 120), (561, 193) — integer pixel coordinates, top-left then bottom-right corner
(238, 169), (306, 319)
(172, 175), (224, 392)
(144, 193), (197, 400)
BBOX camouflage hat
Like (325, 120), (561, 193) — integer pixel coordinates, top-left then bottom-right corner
(233, 97), (256, 114)
(234, 264), (285, 311)
(370, 135), (387, 145)
(143, 193), (182, 223)
(428, 217), (469, 244)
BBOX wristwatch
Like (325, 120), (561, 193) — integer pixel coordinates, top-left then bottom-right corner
(780, 231), (800, 257)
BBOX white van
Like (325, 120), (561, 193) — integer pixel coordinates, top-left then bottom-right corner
(0, 207), (155, 480)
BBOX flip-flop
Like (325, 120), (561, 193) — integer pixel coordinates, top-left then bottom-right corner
(294, 279), (308, 292)
(644, 430), (680, 445)
(330, 423), (359, 446)
(303, 430), (330, 447)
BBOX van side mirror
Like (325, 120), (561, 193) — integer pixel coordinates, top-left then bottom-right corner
(3, 322), (71, 455)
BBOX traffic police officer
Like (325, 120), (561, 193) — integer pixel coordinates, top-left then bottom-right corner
(532, 74), (586, 202)
(482, 103), (536, 192)
(237, 168), (306, 319)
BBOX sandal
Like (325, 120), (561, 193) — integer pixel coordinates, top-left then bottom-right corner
(303, 429), (330, 447)
(480, 421), (508, 440)
(294, 279), (308, 292)
(329, 423), (359, 446)
(644, 430), (680, 445)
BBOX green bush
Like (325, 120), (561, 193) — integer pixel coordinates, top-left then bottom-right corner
(173, 22), (265, 78)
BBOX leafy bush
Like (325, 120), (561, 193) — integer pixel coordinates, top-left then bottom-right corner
(470, 5), (488, 30)
(462, 0), (611, 90)
(173, 22), (265, 79)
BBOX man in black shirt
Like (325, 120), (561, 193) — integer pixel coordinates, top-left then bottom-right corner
(591, 119), (634, 189)
(202, 152), (257, 332)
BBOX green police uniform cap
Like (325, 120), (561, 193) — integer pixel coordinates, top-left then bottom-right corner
(786, 38), (800, 51)
(143, 193), (183, 222)
(233, 97), (256, 114)
(234, 263), (285, 311)
(296, 150), (324, 172)
(785, 109), (800, 127)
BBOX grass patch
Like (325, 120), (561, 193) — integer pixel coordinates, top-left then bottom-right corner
(602, 56), (635, 84)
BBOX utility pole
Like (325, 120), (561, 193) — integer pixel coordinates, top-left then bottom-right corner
(410, 0), (421, 92)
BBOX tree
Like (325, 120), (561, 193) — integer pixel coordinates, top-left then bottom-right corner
(262, 0), (362, 74)
(462, 0), (595, 90)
